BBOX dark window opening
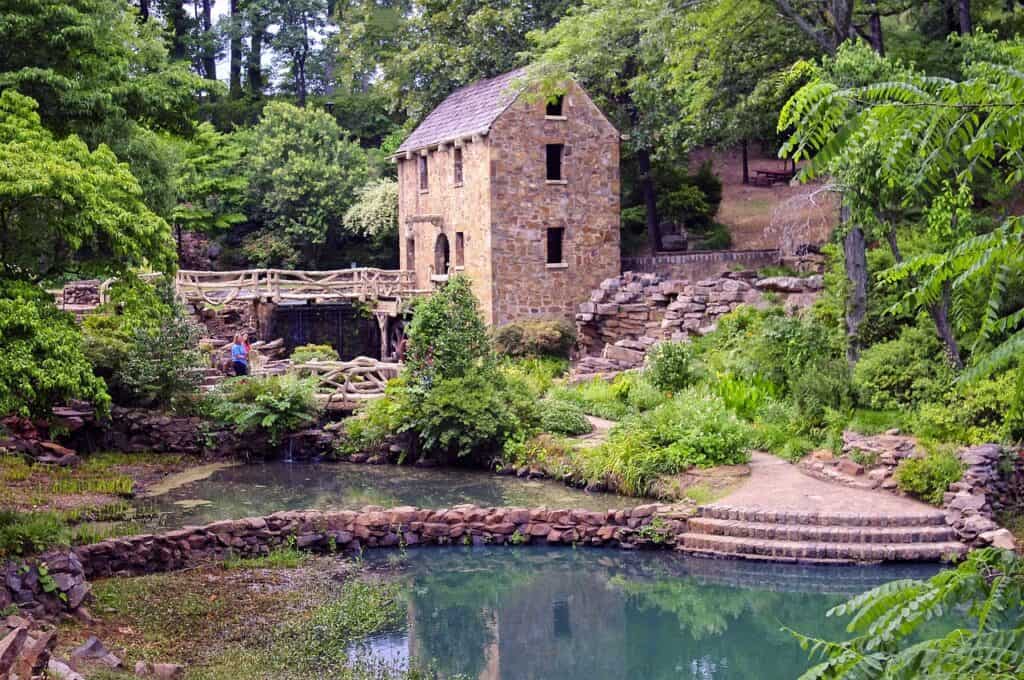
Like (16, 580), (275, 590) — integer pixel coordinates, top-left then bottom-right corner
(546, 95), (564, 117)
(453, 147), (463, 184)
(455, 232), (465, 267)
(547, 227), (565, 264)
(546, 144), (563, 181)
(418, 155), (428, 191)
(434, 233), (450, 276)
(405, 237), (415, 271)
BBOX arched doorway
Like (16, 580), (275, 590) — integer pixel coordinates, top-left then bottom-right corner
(434, 233), (451, 276)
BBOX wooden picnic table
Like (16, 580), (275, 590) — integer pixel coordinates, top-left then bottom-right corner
(750, 168), (796, 186)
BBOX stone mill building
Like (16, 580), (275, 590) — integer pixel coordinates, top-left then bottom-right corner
(395, 67), (621, 325)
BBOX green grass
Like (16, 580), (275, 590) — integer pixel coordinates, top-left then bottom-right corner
(683, 483), (718, 505)
(222, 543), (308, 570)
(848, 409), (905, 435)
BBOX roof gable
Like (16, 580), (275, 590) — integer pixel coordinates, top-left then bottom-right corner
(396, 67), (527, 154)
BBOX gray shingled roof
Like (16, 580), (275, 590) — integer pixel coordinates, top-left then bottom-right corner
(396, 67), (527, 154)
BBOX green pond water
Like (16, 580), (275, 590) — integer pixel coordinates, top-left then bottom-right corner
(351, 547), (949, 680)
(137, 462), (639, 530)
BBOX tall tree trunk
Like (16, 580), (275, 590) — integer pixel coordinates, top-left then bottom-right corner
(958, 0), (973, 34)
(741, 139), (749, 185)
(168, 1), (189, 61)
(248, 24), (265, 97)
(201, 0), (217, 81)
(637, 148), (662, 253)
(229, 0), (243, 97)
(884, 224), (963, 368)
(138, 0), (150, 21)
(842, 208), (868, 365)
(867, 0), (884, 55)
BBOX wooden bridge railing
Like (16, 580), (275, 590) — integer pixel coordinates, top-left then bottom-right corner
(175, 268), (420, 306)
(254, 356), (401, 405)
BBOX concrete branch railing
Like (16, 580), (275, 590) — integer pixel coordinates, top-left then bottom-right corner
(174, 268), (420, 306)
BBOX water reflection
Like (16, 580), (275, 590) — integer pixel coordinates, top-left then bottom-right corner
(138, 462), (639, 530)
(360, 548), (948, 680)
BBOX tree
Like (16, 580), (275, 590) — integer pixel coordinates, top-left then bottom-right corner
(271, 0), (329, 107)
(343, 178), (399, 239)
(241, 101), (369, 267)
(0, 91), (175, 280)
(0, 280), (110, 419)
(171, 122), (247, 255)
(792, 548), (1024, 678)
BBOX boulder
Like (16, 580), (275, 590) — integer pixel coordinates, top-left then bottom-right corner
(979, 528), (1017, 551)
(0, 626), (28, 677)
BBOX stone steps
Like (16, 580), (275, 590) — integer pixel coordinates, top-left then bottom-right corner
(687, 517), (957, 544)
(680, 533), (967, 563)
(681, 503), (966, 564)
(698, 503), (947, 528)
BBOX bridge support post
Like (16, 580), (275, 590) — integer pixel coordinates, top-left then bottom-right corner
(374, 312), (390, 361)
(254, 300), (277, 341)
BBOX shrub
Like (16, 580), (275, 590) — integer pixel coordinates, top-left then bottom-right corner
(539, 399), (592, 436)
(913, 368), (1024, 444)
(208, 375), (320, 446)
(399, 371), (538, 462)
(119, 312), (205, 409)
(291, 344), (339, 364)
(0, 280), (109, 418)
(575, 387), (752, 495)
(894, 450), (964, 505)
(790, 357), (853, 424)
(494, 319), (576, 358)
(499, 356), (569, 397)
(0, 510), (68, 557)
(853, 323), (955, 410)
(405, 275), (491, 383)
(646, 341), (702, 393)
(549, 373), (666, 421)
(714, 372), (779, 420)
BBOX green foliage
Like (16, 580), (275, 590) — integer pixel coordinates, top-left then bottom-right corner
(914, 369), (1024, 445)
(575, 387), (752, 496)
(240, 101), (369, 267)
(493, 319), (576, 358)
(0, 279), (109, 418)
(208, 375), (320, 446)
(538, 398), (592, 436)
(549, 373), (667, 421)
(645, 341), (702, 394)
(171, 122), (247, 239)
(405, 275), (492, 384)
(291, 344), (340, 364)
(894, 450), (964, 506)
(0, 90), (176, 280)
(342, 177), (398, 239)
(852, 324), (955, 411)
(498, 356), (569, 397)
(0, 510), (68, 558)
(793, 549), (1024, 679)
(223, 538), (307, 570)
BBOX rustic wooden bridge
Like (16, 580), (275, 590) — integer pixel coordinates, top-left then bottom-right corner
(254, 356), (402, 408)
(172, 268), (421, 306)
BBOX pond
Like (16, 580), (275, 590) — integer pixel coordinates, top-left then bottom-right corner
(352, 547), (949, 680)
(137, 462), (640, 530)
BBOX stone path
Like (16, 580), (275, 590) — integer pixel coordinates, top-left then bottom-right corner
(680, 452), (967, 564)
(570, 416), (616, 449)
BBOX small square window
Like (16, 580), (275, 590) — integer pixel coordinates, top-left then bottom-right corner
(546, 95), (564, 117)
(547, 227), (564, 264)
(546, 144), (563, 181)
(455, 232), (465, 267)
(418, 155), (428, 191)
(453, 147), (463, 185)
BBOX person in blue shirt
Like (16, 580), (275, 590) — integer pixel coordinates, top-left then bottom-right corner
(231, 333), (249, 376)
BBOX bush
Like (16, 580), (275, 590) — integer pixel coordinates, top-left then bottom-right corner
(0, 510), (68, 558)
(894, 450), (964, 505)
(646, 341), (702, 393)
(790, 357), (853, 425)
(498, 356), (569, 397)
(549, 373), (667, 421)
(539, 399), (592, 436)
(575, 387), (752, 496)
(853, 323), (955, 410)
(913, 369), (1024, 445)
(208, 375), (320, 446)
(291, 344), (339, 364)
(118, 312), (205, 409)
(405, 275), (491, 383)
(0, 280), (109, 419)
(399, 371), (538, 462)
(493, 319), (576, 358)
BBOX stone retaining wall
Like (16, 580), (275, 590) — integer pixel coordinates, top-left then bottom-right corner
(944, 444), (1022, 547)
(575, 270), (823, 369)
(621, 249), (781, 281)
(0, 553), (89, 620)
(72, 504), (692, 579)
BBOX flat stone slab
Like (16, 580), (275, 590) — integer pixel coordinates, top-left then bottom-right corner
(716, 453), (941, 519)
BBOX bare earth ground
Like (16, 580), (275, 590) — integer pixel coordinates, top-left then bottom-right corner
(689, 146), (839, 252)
(716, 452), (939, 517)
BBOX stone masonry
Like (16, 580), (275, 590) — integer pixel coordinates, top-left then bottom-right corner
(575, 270), (823, 373)
(396, 70), (620, 325)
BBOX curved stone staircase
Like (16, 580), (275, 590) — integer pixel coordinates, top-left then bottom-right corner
(680, 503), (968, 564)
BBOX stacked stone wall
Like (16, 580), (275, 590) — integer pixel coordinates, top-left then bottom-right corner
(944, 444), (1023, 547)
(575, 271), (822, 371)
